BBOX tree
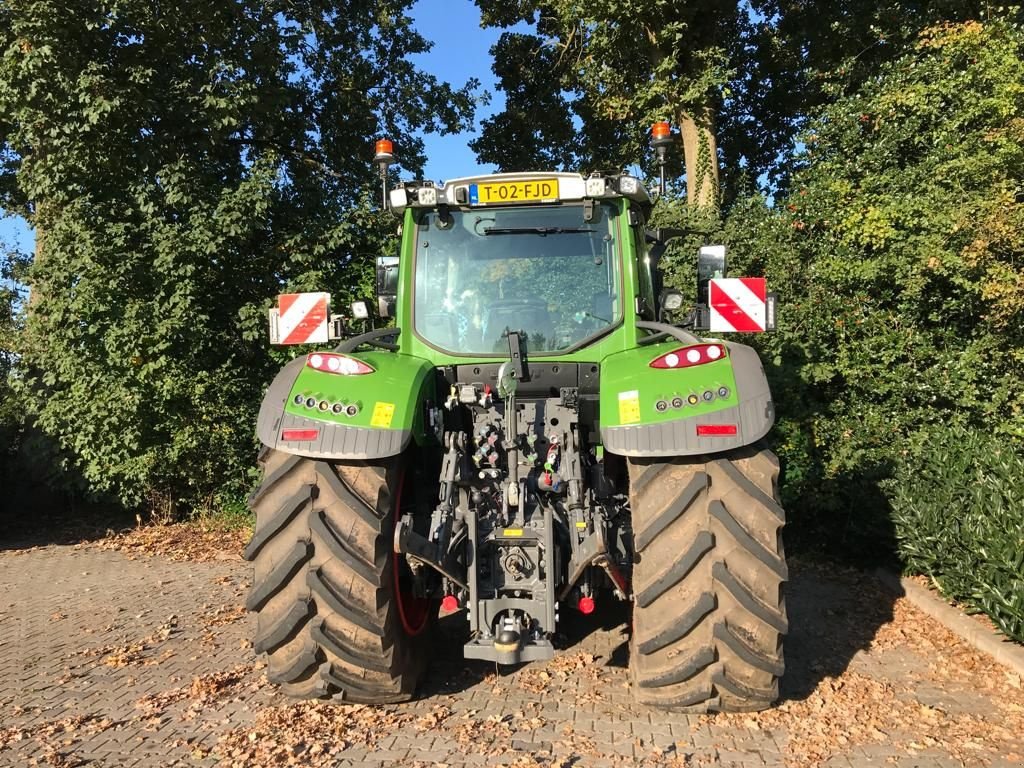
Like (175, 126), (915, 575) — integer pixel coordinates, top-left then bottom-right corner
(0, 238), (26, 421)
(0, 0), (478, 514)
(759, 16), (1024, 631)
(475, 0), (749, 209)
(474, 1), (995, 205)
(469, 32), (579, 171)
(740, 1), (995, 188)
(783, 17), (1024, 449)
(712, 17), (1024, 554)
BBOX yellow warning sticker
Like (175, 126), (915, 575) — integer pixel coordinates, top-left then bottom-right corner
(618, 390), (641, 424)
(370, 401), (395, 428)
(502, 528), (524, 537)
(575, 521), (587, 529)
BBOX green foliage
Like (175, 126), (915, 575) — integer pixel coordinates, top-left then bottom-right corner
(733, 18), (1024, 573)
(474, 0), (743, 185)
(888, 426), (1024, 642)
(473, 1), (993, 199)
(0, 0), (479, 515)
(468, 32), (581, 171)
(0, 240), (28, 459)
(657, 20), (1024, 616)
(782, 17), (1024, 446)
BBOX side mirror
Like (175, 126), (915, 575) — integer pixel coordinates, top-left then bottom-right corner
(696, 245), (727, 307)
(375, 255), (399, 318)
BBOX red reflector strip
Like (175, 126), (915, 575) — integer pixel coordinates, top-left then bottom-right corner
(696, 424), (738, 436)
(281, 429), (319, 441)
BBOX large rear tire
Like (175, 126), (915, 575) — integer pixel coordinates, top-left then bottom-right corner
(243, 449), (431, 703)
(627, 443), (787, 712)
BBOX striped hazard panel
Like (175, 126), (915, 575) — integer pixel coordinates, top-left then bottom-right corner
(276, 292), (330, 344)
(709, 278), (767, 333)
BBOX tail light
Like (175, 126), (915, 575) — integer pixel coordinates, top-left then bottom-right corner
(306, 353), (374, 375)
(649, 343), (726, 369)
(697, 424), (738, 436)
(281, 429), (319, 441)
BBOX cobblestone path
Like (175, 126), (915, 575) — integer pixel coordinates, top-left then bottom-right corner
(1, 544), (1021, 767)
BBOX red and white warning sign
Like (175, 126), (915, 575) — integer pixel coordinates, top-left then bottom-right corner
(709, 278), (768, 333)
(271, 292), (330, 345)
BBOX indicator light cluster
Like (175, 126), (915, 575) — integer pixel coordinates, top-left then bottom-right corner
(306, 353), (374, 375)
(655, 386), (730, 413)
(293, 393), (361, 418)
(649, 343), (726, 369)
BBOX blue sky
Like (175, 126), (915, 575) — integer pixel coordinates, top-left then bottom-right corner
(410, 0), (516, 182)
(0, 0), (515, 255)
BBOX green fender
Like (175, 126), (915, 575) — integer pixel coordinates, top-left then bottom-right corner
(599, 340), (775, 456)
(256, 350), (437, 459)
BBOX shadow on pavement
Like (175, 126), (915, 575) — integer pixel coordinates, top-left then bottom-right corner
(0, 477), (135, 552)
(781, 466), (902, 702)
(419, 595), (634, 698)
(780, 559), (897, 701)
(419, 559), (899, 705)
(418, 470), (902, 705)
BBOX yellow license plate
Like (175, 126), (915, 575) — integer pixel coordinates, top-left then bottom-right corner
(469, 179), (559, 205)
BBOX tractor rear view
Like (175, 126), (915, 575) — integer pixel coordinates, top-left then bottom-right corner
(244, 126), (787, 711)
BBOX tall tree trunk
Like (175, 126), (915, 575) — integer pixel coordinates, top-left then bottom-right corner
(28, 217), (43, 311)
(677, 106), (719, 210)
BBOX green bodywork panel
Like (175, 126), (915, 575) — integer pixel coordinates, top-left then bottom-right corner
(599, 342), (739, 429)
(283, 351), (435, 441)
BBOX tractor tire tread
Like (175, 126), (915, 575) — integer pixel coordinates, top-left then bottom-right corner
(243, 486), (314, 562)
(634, 472), (706, 553)
(307, 566), (386, 637)
(709, 500), (787, 579)
(245, 451), (423, 704)
(309, 508), (380, 587)
(253, 597), (313, 655)
(245, 539), (312, 612)
(311, 618), (393, 674)
(635, 530), (714, 608)
(628, 444), (787, 712)
(636, 645), (716, 689)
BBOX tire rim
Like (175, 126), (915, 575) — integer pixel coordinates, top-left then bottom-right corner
(392, 467), (432, 636)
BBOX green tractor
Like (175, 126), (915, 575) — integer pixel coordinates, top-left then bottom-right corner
(243, 126), (787, 712)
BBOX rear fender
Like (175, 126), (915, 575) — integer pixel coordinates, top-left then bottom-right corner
(256, 351), (437, 459)
(599, 341), (774, 456)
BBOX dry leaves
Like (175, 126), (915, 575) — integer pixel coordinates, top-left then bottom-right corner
(706, 570), (1024, 768)
(214, 700), (416, 766)
(200, 603), (247, 629)
(0, 713), (113, 764)
(135, 664), (254, 721)
(93, 521), (249, 562)
(75, 615), (178, 668)
(516, 651), (603, 693)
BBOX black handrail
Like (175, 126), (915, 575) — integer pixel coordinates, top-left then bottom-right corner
(636, 320), (701, 346)
(334, 327), (401, 353)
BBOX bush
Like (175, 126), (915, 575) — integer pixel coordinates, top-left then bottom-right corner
(688, 19), (1024, 572)
(0, 243), (27, 479)
(0, 2), (476, 520)
(888, 426), (1024, 642)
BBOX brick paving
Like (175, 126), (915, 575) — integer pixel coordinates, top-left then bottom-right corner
(1, 544), (1022, 767)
